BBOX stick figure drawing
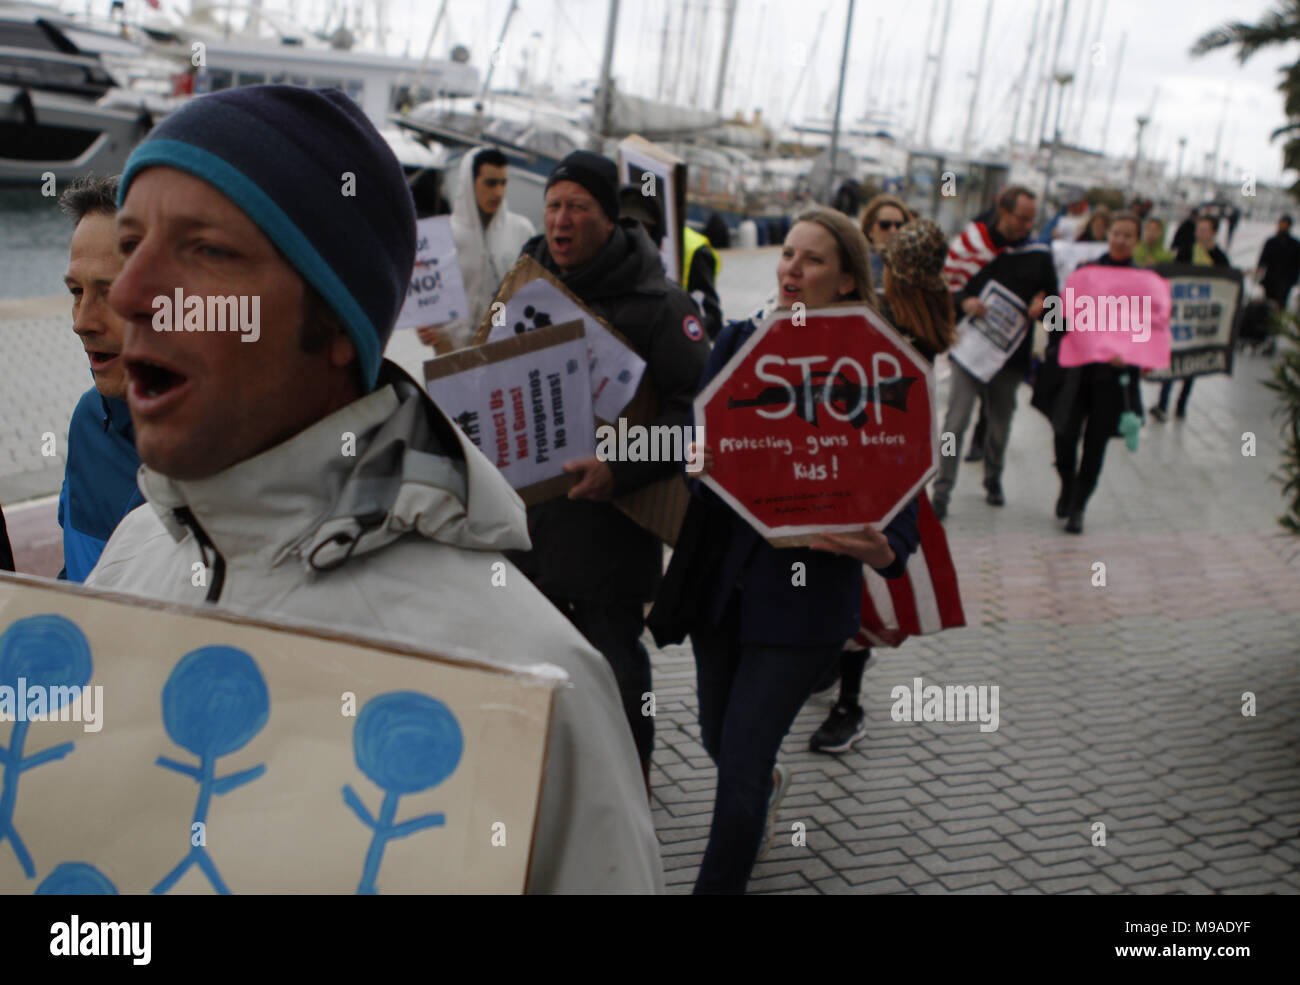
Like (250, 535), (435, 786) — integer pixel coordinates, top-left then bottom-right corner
(152, 646), (268, 895)
(0, 614), (93, 879)
(36, 861), (118, 894)
(343, 692), (463, 894)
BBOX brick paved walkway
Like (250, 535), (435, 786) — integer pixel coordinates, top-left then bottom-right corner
(648, 322), (1300, 896)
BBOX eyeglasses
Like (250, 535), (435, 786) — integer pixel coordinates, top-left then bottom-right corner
(875, 219), (903, 231)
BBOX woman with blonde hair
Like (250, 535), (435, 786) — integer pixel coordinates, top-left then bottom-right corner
(655, 207), (919, 892)
(809, 218), (956, 752)
(860, 193), (913, 291)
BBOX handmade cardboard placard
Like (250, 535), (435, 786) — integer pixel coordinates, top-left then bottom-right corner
(425, 319), (596, 506)
(617, 135), (688, 284)
(394, 216), (469, 333)
(472, 256), (645, 422)
(0, 572), (560, 895)
(1144, 263), (1243, 380)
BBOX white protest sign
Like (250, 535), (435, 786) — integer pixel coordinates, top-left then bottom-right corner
(949, 280), (1029, 382)
(484, 275), (645, 422)
(1050, 240), (1109, 294)
(425, 320), (596, 504)
(395, 216), (469, 332)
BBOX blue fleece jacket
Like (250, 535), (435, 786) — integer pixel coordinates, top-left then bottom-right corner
(57, 389), (144, 582)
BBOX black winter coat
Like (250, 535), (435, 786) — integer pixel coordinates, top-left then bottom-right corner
(1031, 253), (1143, 437)
(1258, 232), (1300, 293)
(510, 220), (710, 602)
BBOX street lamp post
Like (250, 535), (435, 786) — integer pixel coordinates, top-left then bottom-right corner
(1130, 115), (1149, 196)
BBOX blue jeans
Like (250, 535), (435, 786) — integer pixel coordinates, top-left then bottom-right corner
(690, 593), (842, 893)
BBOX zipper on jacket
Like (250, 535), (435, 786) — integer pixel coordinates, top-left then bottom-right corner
(173, 506), (225, 603)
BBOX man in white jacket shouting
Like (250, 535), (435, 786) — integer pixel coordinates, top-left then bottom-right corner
(419, 147), (535, 352)
(84, 84), (663, 893)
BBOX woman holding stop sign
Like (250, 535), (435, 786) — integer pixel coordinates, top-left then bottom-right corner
(674, 207), (923, 894)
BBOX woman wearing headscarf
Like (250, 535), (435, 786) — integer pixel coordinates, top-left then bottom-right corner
(810, 218), (956, 753)
(667, 207), (921, 893)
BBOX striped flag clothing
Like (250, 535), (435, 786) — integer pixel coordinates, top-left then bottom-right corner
(943, 219), (1003, 293)
(849, 492), (965, 649)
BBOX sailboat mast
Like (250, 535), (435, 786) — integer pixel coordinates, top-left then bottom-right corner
(657, 2), (671, 101)
(921, 0), (953, 147)
(1009, 0), (1042, 147)
(595, 0), (622, 137)
(962, 0), (994, 151)
(713, 0), (738, 112)
(912, 0), (939, 142)
(479, 0), (520, 103)
(826, 0), (856, 201)
(1100, 29), (1125, 154)
(1070, 0), (1107, 146)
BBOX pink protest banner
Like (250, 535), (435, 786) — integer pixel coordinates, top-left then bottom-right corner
(1057, 265), (1172, 369)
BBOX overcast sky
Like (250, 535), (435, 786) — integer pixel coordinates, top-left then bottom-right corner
(374, 0), (1297, 185)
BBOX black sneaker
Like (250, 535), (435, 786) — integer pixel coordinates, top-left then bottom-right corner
(810, 703), (867, 754)
(985, 484), (1005, 507)
(1150, 407), (1167, 422)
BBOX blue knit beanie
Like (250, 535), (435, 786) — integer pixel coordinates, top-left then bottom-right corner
(118, 85), (416, 392)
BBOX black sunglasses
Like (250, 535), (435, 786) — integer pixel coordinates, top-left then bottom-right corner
(875, 219), (903, 231)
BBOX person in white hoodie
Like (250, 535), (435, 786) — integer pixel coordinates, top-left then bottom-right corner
(84, 84), (662, 893)
(419, 147), (535, 351)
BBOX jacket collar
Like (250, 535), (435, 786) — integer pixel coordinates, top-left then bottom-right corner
(134, 360), (530, 573)
(99, 394), (135, 440)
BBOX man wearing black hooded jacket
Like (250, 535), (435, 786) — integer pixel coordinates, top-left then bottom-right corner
(511, 151), (710, 785)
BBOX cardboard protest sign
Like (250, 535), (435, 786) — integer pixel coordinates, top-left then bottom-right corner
(394, 216), (470, 333)
(949, 280), (1030, 382)
(425, 320), (596, 506)
(1057, 265), (1173, 369)
(1144, 263), (1243, 380)
(696, 304), (937, 545)
(0, 572), (559, 894)
(473, 257), (645, 422)
(1050, 240), (1109, 292)
(617, 135), (688, 284)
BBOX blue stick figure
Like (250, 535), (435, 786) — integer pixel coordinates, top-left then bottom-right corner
(36, 861), (118, 894)
(152, 646), (268, 895)
(343, 692), (462, 894)
(0, 615), (93, 879)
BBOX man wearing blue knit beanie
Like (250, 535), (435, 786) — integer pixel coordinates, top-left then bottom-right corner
(84, 85), (663, 894)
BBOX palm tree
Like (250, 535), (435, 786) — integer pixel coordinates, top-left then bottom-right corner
(1192, 2), (1300, 195)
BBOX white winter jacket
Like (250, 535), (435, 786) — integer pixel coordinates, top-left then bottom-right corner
(445, 148), (535, 348)
(86, 362), (664, 894)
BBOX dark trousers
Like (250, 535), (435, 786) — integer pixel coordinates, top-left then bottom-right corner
(690, 593), (842, 894)
(1157, 378), (1193, 413)
(1054, 392), (1111, 512)
(546, 595), (653, 769)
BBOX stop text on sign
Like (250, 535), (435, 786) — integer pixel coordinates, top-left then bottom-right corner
(752, 352), (904, 427)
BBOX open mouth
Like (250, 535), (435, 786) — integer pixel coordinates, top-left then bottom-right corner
(126, 356), (190, 412)
(85, 349), (119, 368)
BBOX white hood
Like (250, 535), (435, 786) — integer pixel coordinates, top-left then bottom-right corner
(446, 148), (536, 347)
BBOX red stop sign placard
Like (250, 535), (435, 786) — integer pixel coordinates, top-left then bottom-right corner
(696, 304), (937, 542)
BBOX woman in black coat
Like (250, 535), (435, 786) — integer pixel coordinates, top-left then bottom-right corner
(1035, 210), (1144, 534)
(678, 208), (922, 894)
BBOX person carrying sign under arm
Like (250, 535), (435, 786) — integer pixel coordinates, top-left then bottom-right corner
(931, 185), (1058, 521)
(673, 208), (920, 893)
(1033, 212), (1145, 535)
(511, 151), (709, 791)
(418, 147), (534, 352)
(83, 87), (663, 893)
(1154, 215), (1231, 421)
